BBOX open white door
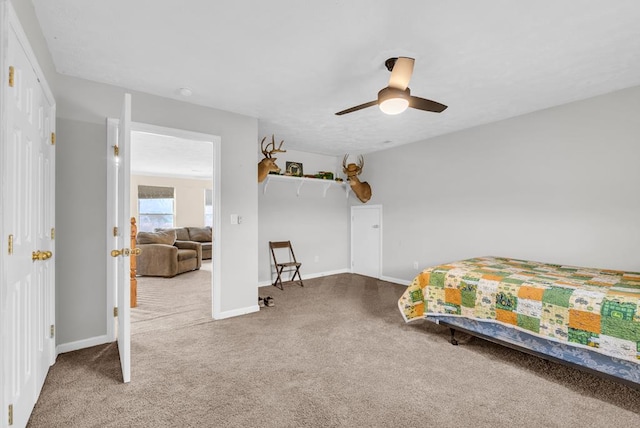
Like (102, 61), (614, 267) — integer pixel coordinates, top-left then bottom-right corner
(106, 94), (132, 383)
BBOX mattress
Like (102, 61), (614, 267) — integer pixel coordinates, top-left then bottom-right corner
(398, 256), (640, 364)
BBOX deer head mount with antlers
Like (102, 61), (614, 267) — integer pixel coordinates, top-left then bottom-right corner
(258, 135), (286, 182)
(343, 154), (372, 203)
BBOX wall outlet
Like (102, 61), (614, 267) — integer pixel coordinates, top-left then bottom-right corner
(314, 255), (319, 263)
(413, 261), (419, 270)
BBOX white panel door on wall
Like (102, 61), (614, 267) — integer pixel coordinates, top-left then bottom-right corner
(106, 94), (132, 383)
(351, 205), (382, 278)
(1, 2), (56, 427)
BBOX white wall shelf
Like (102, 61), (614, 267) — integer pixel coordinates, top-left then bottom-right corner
(262, 174), (350, 198)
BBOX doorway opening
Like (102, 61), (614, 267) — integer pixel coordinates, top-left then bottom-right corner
(106, 120), (222, 343)
(130, 127), (216, 329)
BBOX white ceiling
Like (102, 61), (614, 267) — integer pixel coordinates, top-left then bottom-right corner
(32, 0), (640, 156)
(131, 132), (213, 179)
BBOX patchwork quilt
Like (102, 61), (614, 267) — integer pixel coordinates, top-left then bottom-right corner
(398, 257), (640, 363)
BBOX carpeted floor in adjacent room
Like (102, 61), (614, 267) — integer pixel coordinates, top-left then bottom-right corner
(28, 261), (640, 427)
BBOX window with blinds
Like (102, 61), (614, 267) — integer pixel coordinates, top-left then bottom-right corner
(138, 185), (175, 232)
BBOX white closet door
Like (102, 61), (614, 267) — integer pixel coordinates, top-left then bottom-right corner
(351, 205), (382, 278)
(2, 3), (56, 426)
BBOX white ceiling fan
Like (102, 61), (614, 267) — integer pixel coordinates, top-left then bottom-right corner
(335, 57), (448, 116)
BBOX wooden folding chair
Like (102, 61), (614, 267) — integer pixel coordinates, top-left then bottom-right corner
(269, 241), (303, 290)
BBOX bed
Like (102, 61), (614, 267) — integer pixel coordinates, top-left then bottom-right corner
(398, 256), (640, 389)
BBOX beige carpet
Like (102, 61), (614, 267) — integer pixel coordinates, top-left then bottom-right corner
(28, 263), (640, 427)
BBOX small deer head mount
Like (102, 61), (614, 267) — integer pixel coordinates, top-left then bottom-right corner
(343, 154), (372, 203)
(258, 135), (286, 182)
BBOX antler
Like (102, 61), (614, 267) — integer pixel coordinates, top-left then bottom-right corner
(261, 134), (286, 159)
(261, 136), (273, 158)
(343, 154), (364, 175)
(357, 155), (364, 175)
(270, 134), (286, 155)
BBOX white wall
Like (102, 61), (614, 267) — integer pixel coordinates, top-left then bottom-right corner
(54, 119), (110, 343)
(258, 149), (350, 284)
(364, 85), (640, 282)
(131, 175), (212, 228)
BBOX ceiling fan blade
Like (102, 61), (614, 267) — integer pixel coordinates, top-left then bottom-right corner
(335, 100), (378, 116)
(388, 57), (414, 90)
(409, 96), (448, 113)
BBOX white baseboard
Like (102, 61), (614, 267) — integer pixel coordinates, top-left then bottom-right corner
(380, 275), (412, 286)
(258, 268), (351, 287)
(56, 334), (111, 355)
(214, 304), (259, 320)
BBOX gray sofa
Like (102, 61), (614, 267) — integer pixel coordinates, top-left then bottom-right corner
(136, 230), (202, 277)
(156, 226), (212, 260)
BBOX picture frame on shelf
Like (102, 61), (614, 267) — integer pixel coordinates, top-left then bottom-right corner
(286, 161), (303, 177)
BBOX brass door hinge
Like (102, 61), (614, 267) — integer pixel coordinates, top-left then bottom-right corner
(8, 66), (14, 87)
(113, 145), (119, 157)
(114, 307), (118, 317)
(51, 132), (56, 145)
(51, 227), (55, 240)
(113, 226), (118, 237)
(8, 234), (13, 255)
(50, 324), (55, 338)
(8, 404), (13, 426)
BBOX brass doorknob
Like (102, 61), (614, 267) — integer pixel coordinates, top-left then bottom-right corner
(132, 248), (142, 255)
(111, 248), (131, 257)
(32, 250), (53, 261)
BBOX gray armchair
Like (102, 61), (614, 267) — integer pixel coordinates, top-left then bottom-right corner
(136, 230), (202, 278)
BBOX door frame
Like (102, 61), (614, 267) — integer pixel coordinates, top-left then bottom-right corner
(106, 120), (222, 341)
(350, 204), (383, 278)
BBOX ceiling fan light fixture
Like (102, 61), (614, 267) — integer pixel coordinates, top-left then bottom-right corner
(335, 57), (447, 116)
(378, 87), (410, 115)
(379, 97), (409, 115)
